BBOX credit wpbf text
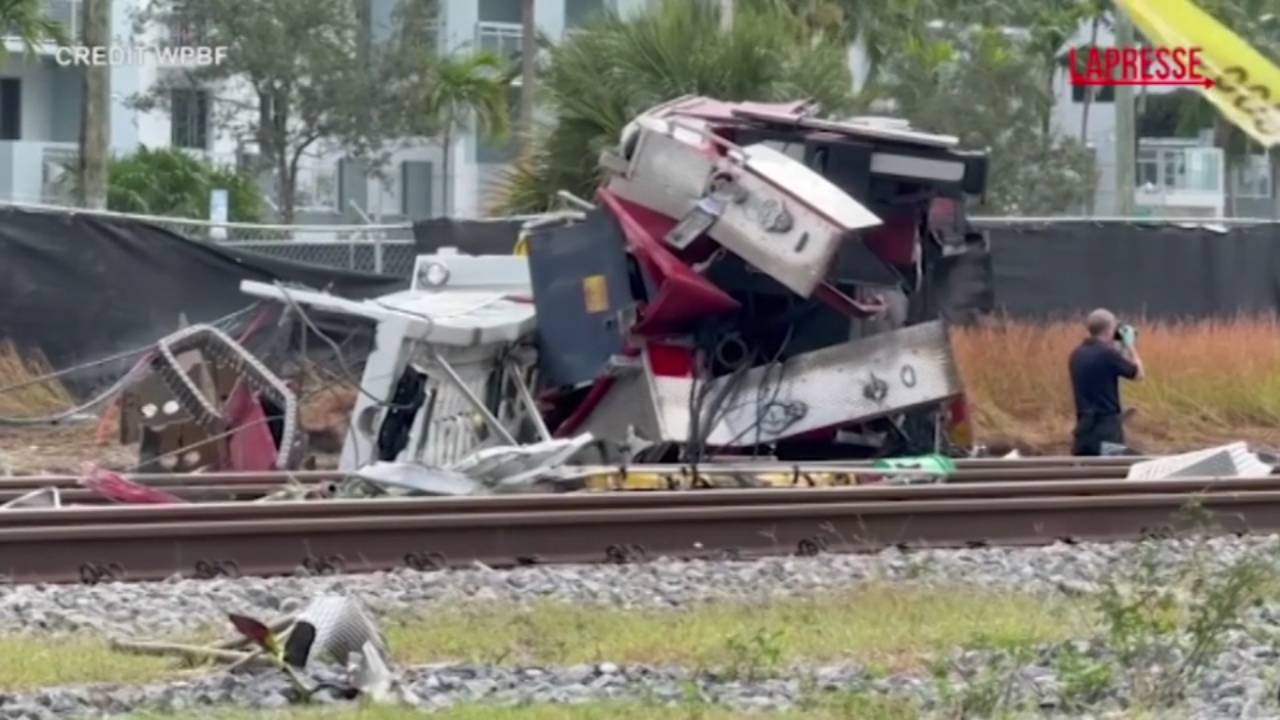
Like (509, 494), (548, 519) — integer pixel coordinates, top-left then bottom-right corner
(54, 45), (229, 67)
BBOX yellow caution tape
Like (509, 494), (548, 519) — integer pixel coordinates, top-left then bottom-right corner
(1116, 0), (1280, 146)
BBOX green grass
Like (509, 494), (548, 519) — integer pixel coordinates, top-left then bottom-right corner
(0, 583), (1089, 690)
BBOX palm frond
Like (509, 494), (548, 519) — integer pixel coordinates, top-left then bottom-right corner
(490, 0), (855, 214)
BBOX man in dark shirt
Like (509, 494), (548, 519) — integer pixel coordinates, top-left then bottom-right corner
(1067, 308), (1144, 456)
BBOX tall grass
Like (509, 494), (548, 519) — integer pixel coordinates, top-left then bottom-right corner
(953, 316), (1280, 452)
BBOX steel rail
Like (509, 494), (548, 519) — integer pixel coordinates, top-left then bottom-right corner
(0, 463), (1182, 493)
(0, 483), (293, 505)
(1, 489), (1277, 584)
(0, 476), (1276, 529)
(0, 456), (1153, 487)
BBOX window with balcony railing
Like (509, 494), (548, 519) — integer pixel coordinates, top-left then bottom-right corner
(1135, 146), (1222, 193)
(476, 21), (521, 62)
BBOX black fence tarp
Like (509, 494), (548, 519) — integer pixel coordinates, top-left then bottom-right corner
(0, 209), (405, 374)
(413, 217), (523, 256)
(414, 217), (1280, 320)
(983, 221), (1280, 319)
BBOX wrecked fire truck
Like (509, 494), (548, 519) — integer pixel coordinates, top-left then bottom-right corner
(240, 96), (990, 472)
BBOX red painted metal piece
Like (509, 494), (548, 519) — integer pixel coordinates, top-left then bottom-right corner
(223, 379), (280, 472)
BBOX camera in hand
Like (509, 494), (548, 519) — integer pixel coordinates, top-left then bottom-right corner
(1113, 323), (1136, 343)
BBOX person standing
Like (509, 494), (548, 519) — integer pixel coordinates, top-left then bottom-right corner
(1068, 309), (1144, 456)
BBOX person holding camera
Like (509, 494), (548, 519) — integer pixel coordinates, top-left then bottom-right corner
(1067, 308), (1144, 456)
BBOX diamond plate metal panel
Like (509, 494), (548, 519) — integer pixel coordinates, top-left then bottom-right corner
(1127, 442), (1273, 480)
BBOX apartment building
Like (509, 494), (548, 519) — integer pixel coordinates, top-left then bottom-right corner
(0, 0), (647, 220)
(0, 0), (215, 204)
(1048, 17), (1280, 218)
(343, 0), (647, 221)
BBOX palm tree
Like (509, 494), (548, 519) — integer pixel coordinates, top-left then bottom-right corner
(488, 0), (855, 215)
(422, 49), (512, 216)
(0, 0), (67, 66)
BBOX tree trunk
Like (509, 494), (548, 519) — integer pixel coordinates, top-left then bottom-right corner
(441, 125), (452, 217)
(1078, 17), (1100, 142)
(78, 0), (112, 211)
(518, 0), (536, 158)
(275, 149), (293, 223)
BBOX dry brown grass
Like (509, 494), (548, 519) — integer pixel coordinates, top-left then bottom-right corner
(6, 314), (1273, 461)
(0, 341), (73, 417)
(953, 316), (1280, 453)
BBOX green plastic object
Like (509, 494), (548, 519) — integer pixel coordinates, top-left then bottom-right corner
(873, 454), (957, 475)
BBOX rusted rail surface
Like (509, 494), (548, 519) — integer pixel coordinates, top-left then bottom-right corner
(0, 483), (291, 505)
(3, 476), (1279, 529)
(2, 486), (1278, 584)
(0, 459), (1192, 493)
(0, 457), (1148, 486)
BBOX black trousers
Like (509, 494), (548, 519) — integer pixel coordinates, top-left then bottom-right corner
(1071, 412), (1124, 456)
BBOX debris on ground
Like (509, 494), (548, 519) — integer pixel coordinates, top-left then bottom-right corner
(1126, 441), (1273, 481)
(111, 594), (420, 707)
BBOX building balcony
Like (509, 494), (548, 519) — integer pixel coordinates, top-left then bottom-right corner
(1134, 143), (1224, 218)
(0, 140), (78, 204)
(476, 21), (521, 62)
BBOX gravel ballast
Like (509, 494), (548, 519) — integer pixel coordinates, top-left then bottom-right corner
(1, 536), (1279, 718)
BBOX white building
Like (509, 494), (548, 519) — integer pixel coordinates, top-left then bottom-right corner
(0, 0), (213, 205)
(1047, 18), (1273, 218)
(343, 0), (646, 221)
(0, 0), (646, 221)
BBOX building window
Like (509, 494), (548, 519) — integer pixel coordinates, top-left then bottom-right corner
(400, 160), (434, 217)
(170, 88), (209, 149)
(1070, 83), (1115, 104)
(1232, 154), (1272, 198)
(478, 0), (521, 24)
(477, 21), (521, 61)
(564, 0), (605, 27)
(1137, 147), (1159, 188)
(0, 78), (21, 140)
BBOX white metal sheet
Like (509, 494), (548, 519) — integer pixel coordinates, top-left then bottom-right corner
(576, 321), (963, 446)
(606, 123), (881, 299)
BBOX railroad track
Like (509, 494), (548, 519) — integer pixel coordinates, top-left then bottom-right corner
(0, 455), (1181, 505)
(1, 475), (1275, 585)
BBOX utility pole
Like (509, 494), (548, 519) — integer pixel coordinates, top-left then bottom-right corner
(1113, 8), (1136, 217)
(79, 0), (111, 210)
(518, 0), (536, 158)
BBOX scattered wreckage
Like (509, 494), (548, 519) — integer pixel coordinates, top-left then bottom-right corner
(232, 96), (996, 494)
(22, 96), (1270, 502)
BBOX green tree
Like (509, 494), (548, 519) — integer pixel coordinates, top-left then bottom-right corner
(419, 49), (512, 216)
(0, 0), (67, 66)
(884, 25), (1097, 214)
(55, 146), (267, 223)
(488, 0), (856, 215)
(128, 0), (431, 222)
